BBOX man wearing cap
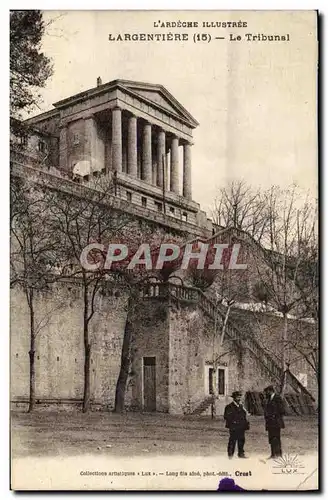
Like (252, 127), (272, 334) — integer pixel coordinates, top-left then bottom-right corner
(263, 385), (286, 458)
(224, 391), (250, 459)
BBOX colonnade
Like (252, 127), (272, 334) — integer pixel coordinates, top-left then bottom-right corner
(111, 107), (192, 200)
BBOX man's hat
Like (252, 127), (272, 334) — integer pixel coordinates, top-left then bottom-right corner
(231, 391), (242, 398)
(263, 385), (275, 393)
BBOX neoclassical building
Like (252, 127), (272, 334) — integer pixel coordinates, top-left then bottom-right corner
(23, 79), (211, 233)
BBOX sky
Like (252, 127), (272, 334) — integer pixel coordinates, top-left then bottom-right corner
(34, 10), (318, 212)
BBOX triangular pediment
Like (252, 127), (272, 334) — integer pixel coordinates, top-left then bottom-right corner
(118, 80), (199, 127)
(53, 78), (199, 128)
(131, 89), (181, 116)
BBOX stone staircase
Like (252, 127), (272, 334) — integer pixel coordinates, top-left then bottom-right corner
(185, 284), (314, 402)
(189, 396), (215, 416)
(179, 227), (315, 400)
(140, 281), (315, 405)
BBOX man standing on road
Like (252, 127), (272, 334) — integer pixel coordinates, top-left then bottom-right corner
(224, 391), (249, 459)
(263, 385), (286, 459)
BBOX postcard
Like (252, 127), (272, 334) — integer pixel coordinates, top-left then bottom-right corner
(10, 10), (318, 491)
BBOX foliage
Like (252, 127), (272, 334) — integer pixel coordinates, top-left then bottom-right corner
(212, 180), (270, 243)
(10, 176), (64, 411)
(252, 281), (272, 306)
(10, 10), (53, 128)
(10, 177), (61, 289)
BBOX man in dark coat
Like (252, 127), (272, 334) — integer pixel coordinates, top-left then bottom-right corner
(263, 385), (286, 458)
(224, 391), (249, 459)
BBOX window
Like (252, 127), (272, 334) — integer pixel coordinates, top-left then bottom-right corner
(38, 140), (47, 153)
(126, 191), (132, 202)
(141, 197), (147, 208)
(169, 207), (175, 215)
(207, 366), (227, 396)
(182, 211), (188, 222)
(218, 368), (225, 395)
(209, 368), (214, 395)
(73, 133), (80, 145)
(155, 201), (163, 212)
(19, 135), (28, 146)
(144, 356), (156, 366)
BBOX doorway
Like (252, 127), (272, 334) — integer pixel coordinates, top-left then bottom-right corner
(143, 357), (156, 411)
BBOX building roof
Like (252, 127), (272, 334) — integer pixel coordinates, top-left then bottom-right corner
(54, 79), (199, 128)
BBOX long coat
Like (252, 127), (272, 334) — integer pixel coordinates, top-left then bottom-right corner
(224, 402), (249, 431)
(264, 394), (286, 430)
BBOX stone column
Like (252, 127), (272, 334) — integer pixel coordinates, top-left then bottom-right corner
(84, 116), (97, 171)
(142, 122), (152, 183)
(152, 148), (157, 186)
(183, 142), (192, 200)
(165, 150), (170, 191)
(157, 129), (165, 188)
(111, 107), (122, 172)
(170, 136), (179, 194)
(59, 125), (68, 171)
(127, 115), (137, 178)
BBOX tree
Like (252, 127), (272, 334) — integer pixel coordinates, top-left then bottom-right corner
(185, 238), (249, 417)
(113, 275), (154, 413)
(10, 10), (53, 132)
(252, 185), (318, 393)
(286, 321), (319, 387)
(283, 225), (318, 390)
(47, 176), (135, 413)
(252, 280), (272, 310)
(112, 233), (188, 413)
(294, 231), (319, 322)
(209, 243), (250, 416)
(10, 177), (64, 411)
(211, 180), (270, 243)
